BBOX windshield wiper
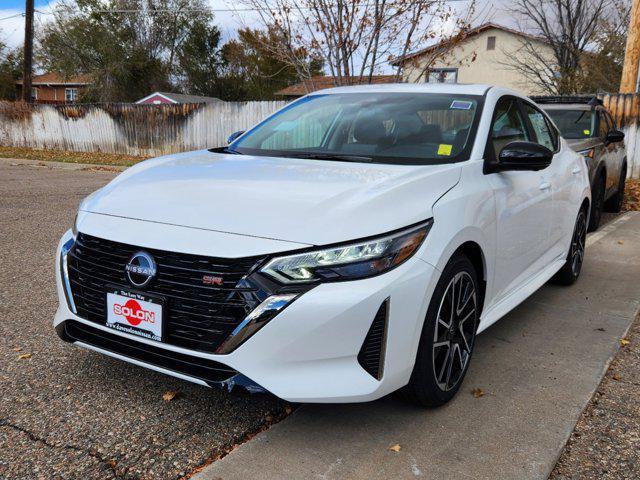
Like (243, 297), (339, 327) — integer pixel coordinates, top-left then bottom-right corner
(209, 147), (242, 155)
(285, 152), (373, 163)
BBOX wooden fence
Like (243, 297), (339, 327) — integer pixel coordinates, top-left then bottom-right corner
(0, 101), (288, 157)
(599, 93), (640, 178)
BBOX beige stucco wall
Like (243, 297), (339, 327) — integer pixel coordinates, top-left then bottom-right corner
(401, 28), (555, 95)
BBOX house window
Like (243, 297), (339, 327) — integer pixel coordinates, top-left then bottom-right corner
(65, 88), (78, 102)
(487, 36), (496, 50)
(427, 68), (458, 84)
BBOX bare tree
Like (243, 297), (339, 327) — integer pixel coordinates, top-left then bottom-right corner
(240, 0), (477, 90)
(506, 0), (612, 94)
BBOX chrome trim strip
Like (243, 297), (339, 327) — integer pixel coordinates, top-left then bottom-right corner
(61, 238), (77, 314)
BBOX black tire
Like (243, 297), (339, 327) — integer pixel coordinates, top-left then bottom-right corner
(588, 175), (605, 232)
(398, 254), (480, 407)
(552, 207), (587, 286)
(604, 164), (626, 213)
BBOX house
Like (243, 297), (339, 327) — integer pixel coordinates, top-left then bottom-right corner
(391, 23), (555, 95)
(275, 75), (397, 98)
(15, 73), (92, 103)
(136, 92), (223, 105)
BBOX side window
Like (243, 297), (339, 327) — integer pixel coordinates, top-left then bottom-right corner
(491, 97), (529, 156)
(598, 111), (611, 139)
(605, 111), (616, 131)
(524, 103), (555, 151)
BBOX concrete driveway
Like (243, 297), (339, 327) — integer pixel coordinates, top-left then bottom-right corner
(195, 216), (640, 479)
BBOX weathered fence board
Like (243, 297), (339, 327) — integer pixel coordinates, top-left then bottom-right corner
(0, 101), (287, 157)
(600, 93), (640, 178)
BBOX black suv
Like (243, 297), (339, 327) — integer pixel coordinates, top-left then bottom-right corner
(532, 96), (627, 231)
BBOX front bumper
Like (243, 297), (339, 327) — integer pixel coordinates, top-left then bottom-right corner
(54, 228), (439, 403)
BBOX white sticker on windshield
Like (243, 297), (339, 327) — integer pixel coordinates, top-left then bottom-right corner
(450, 100), (473, 110)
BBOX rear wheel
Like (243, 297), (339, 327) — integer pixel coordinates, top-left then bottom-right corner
(604, 164), (626, 213)
(552, 207), (587, 285)
(588, 175), (605, 232)
(399, 254), (479, 407)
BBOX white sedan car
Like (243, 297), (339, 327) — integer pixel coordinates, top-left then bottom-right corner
(54, 84), (590, 406)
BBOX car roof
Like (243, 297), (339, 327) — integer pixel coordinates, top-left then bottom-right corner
(308, 83), (495, 96)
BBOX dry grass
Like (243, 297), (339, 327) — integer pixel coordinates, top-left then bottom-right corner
(0, 146), (149, 167)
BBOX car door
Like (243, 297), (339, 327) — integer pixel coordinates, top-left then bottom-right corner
(597, 110), (621, 196)
(603, 110), (625, 185)
(485, 96), (553, 304)
(522, 101), (572, 258)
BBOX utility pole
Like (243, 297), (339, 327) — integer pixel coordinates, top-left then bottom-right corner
(620, 0), (640, 93)
(22, 0), (34, 102)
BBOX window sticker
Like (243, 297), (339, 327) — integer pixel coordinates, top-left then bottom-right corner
(450, 100), (473, 110)
(583, 129), (590, 135)
(437, 144), (453, 156)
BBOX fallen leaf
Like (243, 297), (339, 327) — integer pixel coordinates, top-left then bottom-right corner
(107, 459), (117, 468)
(472, 388), (485, 398)
(284, 406), (293, 415)
(162, 390), (178, 402)
(612, 373), (622, 381)
(13, 347), (22, 352)
(66, 385), (72, 391)
(17, 353), (32, 360)
(388, 444), (401, 452)
(617, 240), (624, 245)
(265, 415), (273, 422)
(620, 339), (630, 346)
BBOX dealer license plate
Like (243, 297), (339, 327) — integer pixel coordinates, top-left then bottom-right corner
(105, 288), (164, 341)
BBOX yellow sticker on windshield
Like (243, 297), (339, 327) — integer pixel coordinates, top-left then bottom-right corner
(437, 144), (453, 156)
(583, 129), (590, 135)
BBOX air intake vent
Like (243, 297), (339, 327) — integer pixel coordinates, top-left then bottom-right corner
(357, 299), (389, 380)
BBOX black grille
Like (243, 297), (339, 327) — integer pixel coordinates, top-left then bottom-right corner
(67, 233), (266, 353)
(357, 299), (389, 380)
(62, 320), (237, 384)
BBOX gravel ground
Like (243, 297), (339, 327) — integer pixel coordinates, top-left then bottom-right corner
(550, 312), (640, 480)
(0, 161), (288, 479)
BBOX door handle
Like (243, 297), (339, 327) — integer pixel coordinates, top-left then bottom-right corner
(572, 167), (581, 175)
(539, 181), (551, 191)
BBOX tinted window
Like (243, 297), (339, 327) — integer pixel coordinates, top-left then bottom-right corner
(524, 104), (555, 150)
(231, 93), (482, 165)
(491, 98), (529, 156)
(598, 111), (611, 139)
(545, 108), (594, 139)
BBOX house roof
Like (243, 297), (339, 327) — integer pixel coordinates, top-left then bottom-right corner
(136, 92), (223, 104)
(16, 72), (92, 86)
(391, 22), (548, 66)
(275, 75), (397, 97)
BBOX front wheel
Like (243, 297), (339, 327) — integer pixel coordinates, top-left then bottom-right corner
(398, 254), (480, 407)
(552, 207), (587, 285)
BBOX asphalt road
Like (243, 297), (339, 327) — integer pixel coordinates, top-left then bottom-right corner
(0, 161), (287, 479)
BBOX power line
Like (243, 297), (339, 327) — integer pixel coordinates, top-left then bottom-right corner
(0, 12), (25, 22)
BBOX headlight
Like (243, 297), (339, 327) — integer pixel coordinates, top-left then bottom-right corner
(260, 220), (432, 284)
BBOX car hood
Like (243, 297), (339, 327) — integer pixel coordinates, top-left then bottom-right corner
(81, 150), (461, 246)
(565, 138), (600, 151)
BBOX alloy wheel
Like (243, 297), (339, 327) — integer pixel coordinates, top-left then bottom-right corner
(570, 211), (587, 276)
(432, 271), (478, 392)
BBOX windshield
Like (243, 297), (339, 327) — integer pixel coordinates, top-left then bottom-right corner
(229, 93), (483, 165)
(545, 108), (595, 139)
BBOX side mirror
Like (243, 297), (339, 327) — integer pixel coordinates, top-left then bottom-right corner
(605, 129), (624, 144)
(497, 141), (552, 171)
(227, 131), (245, 144)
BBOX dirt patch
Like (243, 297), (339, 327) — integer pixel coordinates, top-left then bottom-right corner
(0, 146), (148, 167)
(550, 313), (640, 479)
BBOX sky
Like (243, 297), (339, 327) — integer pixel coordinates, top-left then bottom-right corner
(0, 0), (514, 55)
